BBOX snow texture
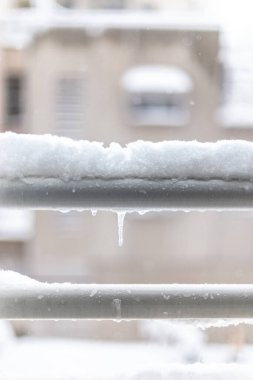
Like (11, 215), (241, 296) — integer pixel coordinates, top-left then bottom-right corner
(1, 338), (253, 380)
(0, 209), (34, 241)
(0, 320), (15, 354)
(121, 65), (193, 93)
(183, 318), (253, 329)
(0, 270), (85, 291)
(2, 133), (253, 182)
(0, 270), (42, 290)
(0, 8), (218, 49)
(140, 320), (205, 362)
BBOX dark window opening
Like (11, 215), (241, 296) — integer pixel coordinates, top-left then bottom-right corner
(5, 75), (23, 128)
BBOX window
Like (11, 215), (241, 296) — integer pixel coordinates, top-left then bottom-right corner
(122, 65), (193, 127)
(5, 75), (23, 128)
(55, 76), (84, 139)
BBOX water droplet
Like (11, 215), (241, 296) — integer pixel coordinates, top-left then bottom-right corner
(112, 298), (122, 318)
(89, 289), (97, 297)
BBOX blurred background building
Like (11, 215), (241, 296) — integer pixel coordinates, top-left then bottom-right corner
(0, 0), (253, 343)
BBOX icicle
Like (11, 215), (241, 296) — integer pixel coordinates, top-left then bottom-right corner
(91, 209), (97, 216)
(117, 212), (126, 247)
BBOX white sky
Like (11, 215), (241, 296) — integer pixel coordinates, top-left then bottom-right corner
(201, 0), (253, 37)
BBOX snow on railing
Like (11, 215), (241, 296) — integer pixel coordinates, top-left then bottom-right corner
(1, 270), (253, 322)
(2, 133), (253, 181)
(1, 133), (253, 212)
(1, 133), (253, 323)
(1, 132), (253, 245)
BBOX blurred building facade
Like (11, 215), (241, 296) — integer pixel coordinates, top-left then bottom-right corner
(1, 2), (253, 342)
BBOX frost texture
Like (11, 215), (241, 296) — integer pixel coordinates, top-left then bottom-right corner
(2, 132), (253, 181)
(183, 318), (253, 329)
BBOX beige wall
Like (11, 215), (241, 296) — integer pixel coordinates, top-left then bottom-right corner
(25, 28), (219, 143)
(0, 241), (26, 272)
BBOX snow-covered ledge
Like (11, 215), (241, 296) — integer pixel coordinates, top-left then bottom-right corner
(1, 133), (253, 211)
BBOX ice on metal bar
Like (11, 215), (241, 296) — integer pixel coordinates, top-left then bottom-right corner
(117, 211), (126, 247)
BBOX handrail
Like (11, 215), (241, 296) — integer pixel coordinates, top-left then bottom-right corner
(1, 177), (253, 210)
(1, 284), (253, 320)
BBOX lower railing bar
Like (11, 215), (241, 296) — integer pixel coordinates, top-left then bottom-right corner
(1, 284), (253, 320)
(1, 177), (253, 211)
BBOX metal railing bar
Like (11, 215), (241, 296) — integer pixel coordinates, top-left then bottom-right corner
(1, 284), (253, 320)
(1, 178), (253, 210)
